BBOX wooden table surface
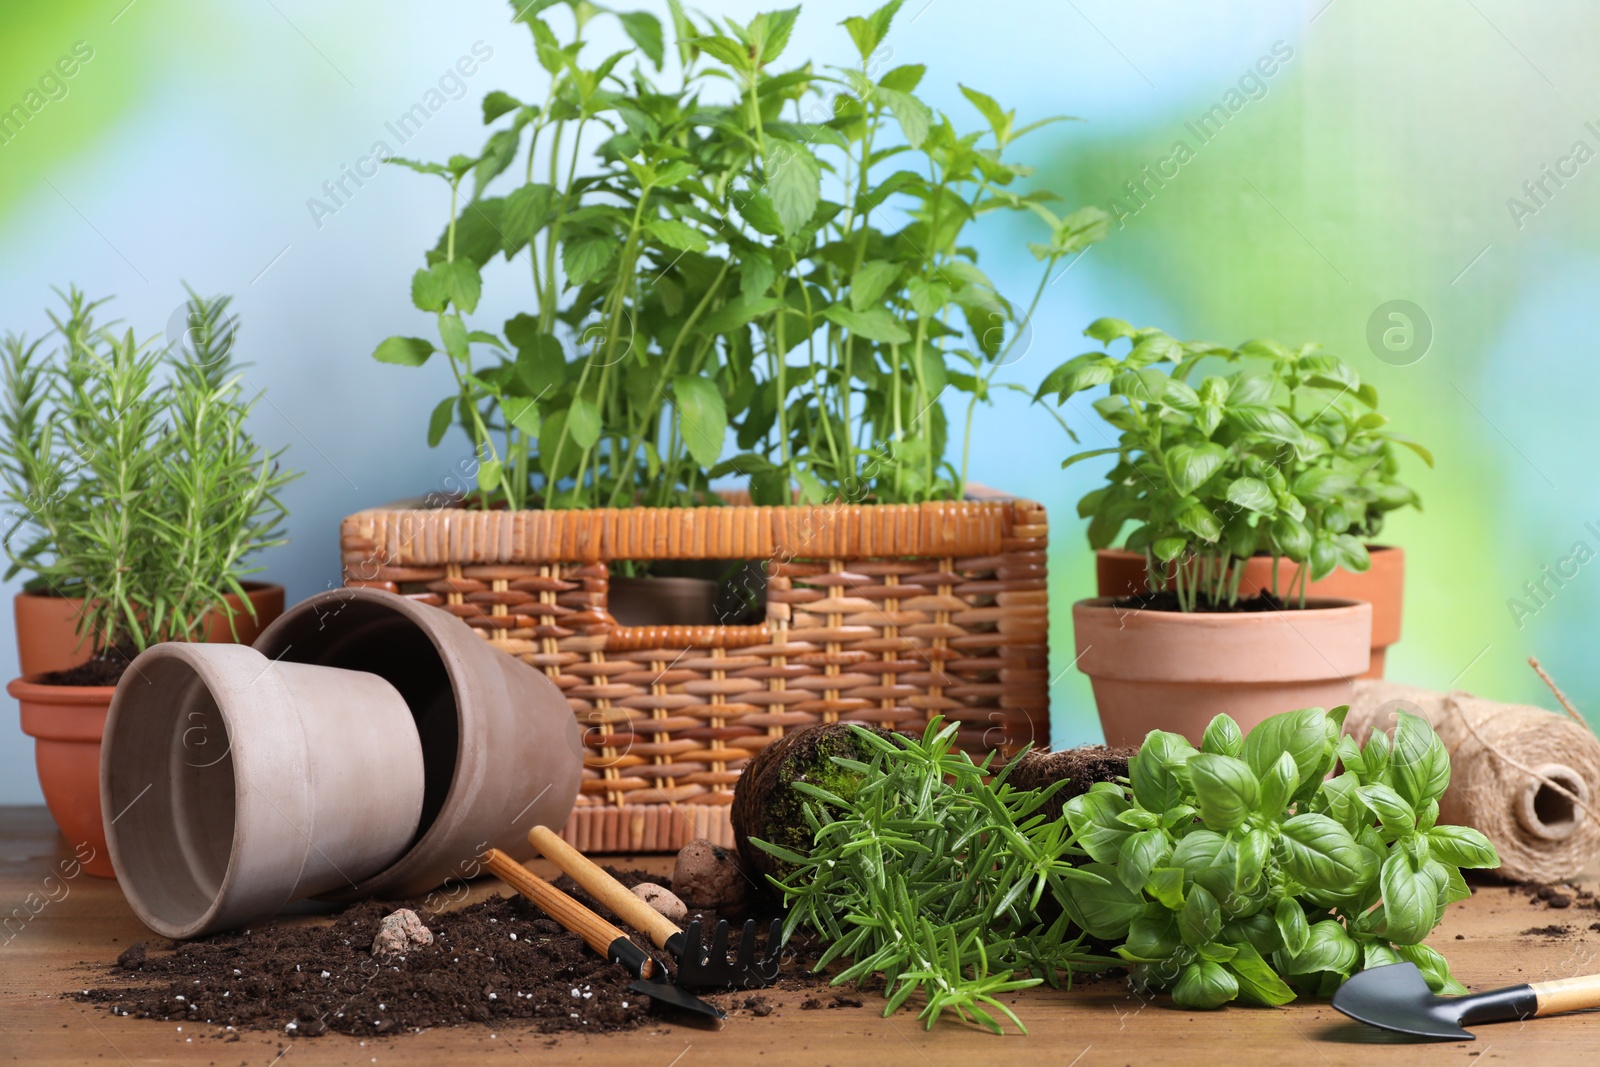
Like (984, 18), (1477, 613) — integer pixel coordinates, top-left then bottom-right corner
(3, 805), (1599, 1066)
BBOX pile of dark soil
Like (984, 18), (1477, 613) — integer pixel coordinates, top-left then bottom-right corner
(76, 867), (824, 1038)
(1112, 591), (1288, 613)
(42, 652), (131, 687)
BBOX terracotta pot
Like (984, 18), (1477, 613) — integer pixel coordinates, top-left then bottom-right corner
(607, 576), (719, 626)
(8, 676), (117, 878)
(14, 582), (287, 677)
(101, 643), (424, 938)
(1073, 596), (1372, 748)
(1094, 547), (1404, 678)
(252, 588), (584, 899)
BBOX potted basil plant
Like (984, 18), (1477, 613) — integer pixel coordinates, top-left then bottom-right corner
(1088, 331), (1428, 677)
(1039, 320), (1427, 745)
(1, 288), (297, 876)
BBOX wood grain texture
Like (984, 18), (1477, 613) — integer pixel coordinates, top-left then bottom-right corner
(9, 806), (1600, 1065)
(1532, 971), (1600, 1015)
(527, 826), (682, 949)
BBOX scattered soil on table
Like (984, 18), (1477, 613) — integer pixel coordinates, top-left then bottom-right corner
(1511, 882), (1595, 910)
(1111, 591), (1289, 613)
(1519, 924), (1573, 939)
(75, 866), (829, 1039)
(1006, 745), (1137, 823)
(40, 652), (131, 687)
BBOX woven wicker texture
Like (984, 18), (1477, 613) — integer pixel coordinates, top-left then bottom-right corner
(341, 497), (1049, 851)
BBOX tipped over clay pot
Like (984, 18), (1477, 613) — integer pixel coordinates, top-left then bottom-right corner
(101, 643), (424, 938)
(252, 588), (583, 899)
(1073, 596), (1372, 747)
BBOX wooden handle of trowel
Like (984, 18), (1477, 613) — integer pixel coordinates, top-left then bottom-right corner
(481, 848), (655, 979)
(527, 825), (683, 950)
(1530, 973), (1600, 1015)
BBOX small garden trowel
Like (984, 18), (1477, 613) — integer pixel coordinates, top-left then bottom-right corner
(1332, 961), (1600, 1040)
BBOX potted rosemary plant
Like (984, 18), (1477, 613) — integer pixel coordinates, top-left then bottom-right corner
(1039, 320), (1427, 745)
(2, 287), (296, 876)
(357, 0), (1104, 851)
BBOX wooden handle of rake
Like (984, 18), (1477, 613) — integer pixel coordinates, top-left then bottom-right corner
(527, 825), (683, 950)
(481, 848), (656, 979)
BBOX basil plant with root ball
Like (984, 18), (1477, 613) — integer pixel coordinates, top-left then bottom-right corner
(1037, 320), (1430, 610)
(1059, 707), (1499, 1009)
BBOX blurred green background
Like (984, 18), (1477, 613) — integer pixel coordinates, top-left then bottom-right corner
(3, 0), (1594, 801)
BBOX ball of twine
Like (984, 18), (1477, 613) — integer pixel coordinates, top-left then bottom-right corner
(1345, 680), (1600, 884)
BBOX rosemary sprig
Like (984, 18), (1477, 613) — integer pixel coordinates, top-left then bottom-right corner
(752, 719), (1115, 1034)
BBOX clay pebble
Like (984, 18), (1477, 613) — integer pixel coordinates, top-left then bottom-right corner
(370, 907), (433, 957)
(672, 838), (753, 913)
(629, 882), (688, 924)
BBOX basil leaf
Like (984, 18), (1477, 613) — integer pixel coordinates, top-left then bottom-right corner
(1275, 919), (1358, 977)
(1172, 961), (1238, 1009)
(1063, 786), (1133, 864)
(1274, 897), (1309, 956)
(1389, 711), (1452, 807)
(1120, 909), (1181, 962)
(1258, 751), (1300, 816)
(1233, 829), (1270, 896)
(1146, 866), (1186, 910)
(1226, 941), (1297, 1006)
(1061, 861), (1143, 940)
(1243, 707), (1331, 787)
(1130, 730), (1194, 811)
(1357, 783), (1417, 834)
(1179, 884), (1223, 948)
(1426, 825), (1498, 869)
(1278, 814), (1364, 890)
(1379, 849), (1437, 945)
(1200, 714), (1244, 759)
(1118, 829), (1173, 894)
(1394, 942), (1466, 996)
(1187, 753), (1259, 831)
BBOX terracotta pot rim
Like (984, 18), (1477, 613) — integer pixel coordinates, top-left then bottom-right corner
(16, 580), (283, 602)
(1095, 545), (1401, 560)
(7, 674), (119, 700)
(1073, 595), (1370, 618)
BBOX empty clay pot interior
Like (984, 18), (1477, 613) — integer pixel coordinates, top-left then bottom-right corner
(253, 599), (458, 848)
(103, 655), (238, 932)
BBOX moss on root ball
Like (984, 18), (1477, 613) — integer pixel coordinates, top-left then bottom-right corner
(731, 723), (893, 889)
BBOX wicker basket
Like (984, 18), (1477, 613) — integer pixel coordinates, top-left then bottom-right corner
(340, 490), (1049, 852)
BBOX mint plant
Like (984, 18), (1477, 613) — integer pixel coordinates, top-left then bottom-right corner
(752, 719), (1112, 1034)
(1059, 707), (1499, 1009)
(1038, 320), (1430, 609)
(374, 0), (1104, 510)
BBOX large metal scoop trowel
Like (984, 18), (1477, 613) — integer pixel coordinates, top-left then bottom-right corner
(1332, 962), (1600, 1040)
(481, 849), (725, 1023)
